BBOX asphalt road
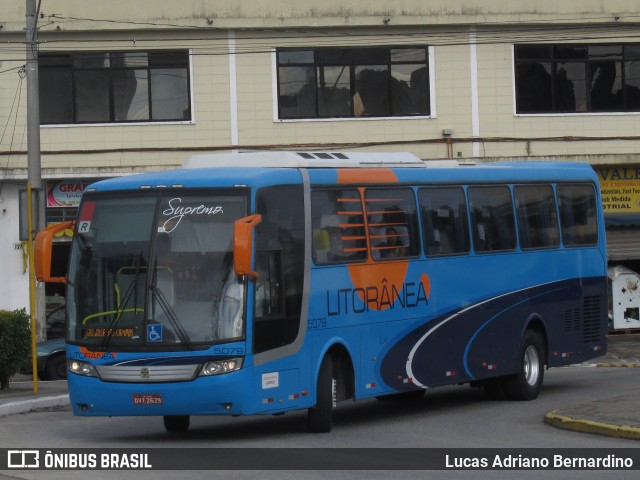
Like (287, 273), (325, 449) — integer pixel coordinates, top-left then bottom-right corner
(1, 364), (638, 480)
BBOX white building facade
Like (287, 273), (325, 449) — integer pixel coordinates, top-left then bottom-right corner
(2, 0), (640, 316)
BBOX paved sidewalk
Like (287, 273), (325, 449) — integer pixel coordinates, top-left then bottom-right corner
(1, 334), (639, 441)
(0, 376), (69, 417)
(544, 332), (640, 440)
(545, 394), (640, 440)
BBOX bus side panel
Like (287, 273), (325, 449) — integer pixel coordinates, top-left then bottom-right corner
(357, 316), (429, 398)
(307, 263), (431, 399)
(379, 276), (608, 390)
(544, 276), (608, 368)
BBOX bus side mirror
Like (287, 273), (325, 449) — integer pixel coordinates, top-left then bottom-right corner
(34, 221), (75, 283)
(233, 214), (262, 280)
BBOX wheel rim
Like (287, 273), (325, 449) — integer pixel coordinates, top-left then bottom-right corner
(523, 345), (540, 386)
(331, 378), (337, 408)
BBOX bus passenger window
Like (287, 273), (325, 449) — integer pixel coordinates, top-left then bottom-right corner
(365, 188), (420, 260)
(557, 184), (598, 246)
(419, 187), (470, 256)
(514, 185), (560, 250)
(468, 186), (516, 253)
(311, 189), (367, 264)
(381, 226), (407, 258)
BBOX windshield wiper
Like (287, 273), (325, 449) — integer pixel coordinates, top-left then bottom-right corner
(149, 284), (192, 348)
(100, 250), (143, 350)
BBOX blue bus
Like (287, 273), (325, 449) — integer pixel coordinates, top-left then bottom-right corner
(35, 152), (608, 433)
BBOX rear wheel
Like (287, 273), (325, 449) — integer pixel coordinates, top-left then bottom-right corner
(504, 330), (545, 401)
(307, 355), (335, 433)
(163, 415), (190, 433)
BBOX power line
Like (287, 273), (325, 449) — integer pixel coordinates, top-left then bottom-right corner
(0, 71), (23, 145)
(2, 30), (640, 64)
(46, 13), (209, 30)
(0, 64), (26, 75)
(41, 12), (640, 30)
(0, 16), (639, 53)
(0, 70), (24, 198)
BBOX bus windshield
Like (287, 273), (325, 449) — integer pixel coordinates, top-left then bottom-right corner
(66, 191), (248, 349)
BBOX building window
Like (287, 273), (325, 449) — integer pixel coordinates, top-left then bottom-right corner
(39, 51), (191, 124)
(514, 44), (640, 113)
(277, 47), (430, 119)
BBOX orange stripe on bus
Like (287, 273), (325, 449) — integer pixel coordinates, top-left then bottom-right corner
(338, 168), (398, 184)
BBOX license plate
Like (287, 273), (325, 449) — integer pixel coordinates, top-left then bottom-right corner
(132, 394), (163, 405)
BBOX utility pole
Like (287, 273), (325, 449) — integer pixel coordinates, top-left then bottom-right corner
(26, 0), (43, 394)
(26, 1), (41, 191)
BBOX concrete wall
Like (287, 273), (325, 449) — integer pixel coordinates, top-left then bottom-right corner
(3, 24), (640, 168)
(0, 183), (30, 312)
(2, 1), (639, 30)
(2, 2), (640, 171)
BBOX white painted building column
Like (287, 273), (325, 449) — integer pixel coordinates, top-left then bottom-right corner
(228, 30), (239, 152)
(469, 27), (481, 158)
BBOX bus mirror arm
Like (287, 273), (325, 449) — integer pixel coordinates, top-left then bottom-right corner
(233, 214), (262, 280)
(34, 220), (75, 283)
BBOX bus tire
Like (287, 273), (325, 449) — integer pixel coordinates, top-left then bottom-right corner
(307, 355), (335, 433)
(504, 330), (545, 401)
(163, 415), (190, 433)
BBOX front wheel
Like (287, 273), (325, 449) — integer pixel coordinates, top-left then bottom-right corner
(307, 355), (335, 433)
(504, 330), (545, 401)
(163, 415), (190, 433)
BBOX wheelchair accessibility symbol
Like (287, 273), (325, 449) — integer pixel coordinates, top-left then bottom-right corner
(147, 324), (163, 342)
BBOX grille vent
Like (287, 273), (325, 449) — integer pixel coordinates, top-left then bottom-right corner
(582, 295), (602, 343)
(563, 308), (581, 332)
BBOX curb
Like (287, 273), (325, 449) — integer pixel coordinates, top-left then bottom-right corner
(597, 362), (640, 368)
(0, 394), (70, 417)
(544, 410), (640, 440)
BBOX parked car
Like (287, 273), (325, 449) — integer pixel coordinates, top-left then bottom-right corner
(36, 337), (67, 381)
(22, 305), (67, 381)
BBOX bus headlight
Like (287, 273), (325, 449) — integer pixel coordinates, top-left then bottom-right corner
(200, 358), (243, 376)
(68, 360), (98, 377)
